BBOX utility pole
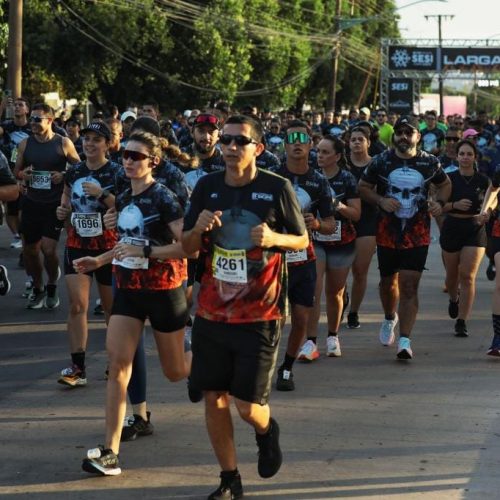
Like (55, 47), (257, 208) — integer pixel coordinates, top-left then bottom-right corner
(6, 0), (23, 98)
(327, 0), (342, 111)
(425, 14), (454, 115)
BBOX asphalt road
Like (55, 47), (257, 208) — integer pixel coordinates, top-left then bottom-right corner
(1, 223), (500, 499)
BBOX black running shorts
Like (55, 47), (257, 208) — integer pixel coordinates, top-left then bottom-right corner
(190, 316), (281, 405)
(439, 216), (487, 253)
(20, 197), (63, 244)
(377, 245), (429, 277)
(111, 286), (188, 333)
(288, 259), (316, 307)
(64, 247), (113, 286)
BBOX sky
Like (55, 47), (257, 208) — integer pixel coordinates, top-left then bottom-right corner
(394, 0), (500, 40)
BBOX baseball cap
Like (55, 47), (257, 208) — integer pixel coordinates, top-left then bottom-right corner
(394, 115), (420, 131)
(463, 128), (479, 139)
(121, 111), (137, 122)
(183, 109), (192, 118)
(192, 113), (220, 130)
(81, 122), (111, 141)
(360, 107), (371, 116)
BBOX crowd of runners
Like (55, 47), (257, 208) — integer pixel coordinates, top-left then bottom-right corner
(1, 96), (500, 499)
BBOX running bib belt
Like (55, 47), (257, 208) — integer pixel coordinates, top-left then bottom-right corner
(112, 237), (149, 270)
(314, 221), (342, 242)
(31, 170), (51, 190)
(286, 249), (307, 263)
(71, 212), (103, 237)
(212, 245), (247, 284)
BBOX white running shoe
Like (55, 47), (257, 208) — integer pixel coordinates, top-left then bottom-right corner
(397, 337), (413, 360)
(297, 339), (320, 362)
(326, 336), (342, 357)
(379, 313), (398, 346)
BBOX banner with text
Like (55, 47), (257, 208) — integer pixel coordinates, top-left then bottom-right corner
(388, 78), (414, 114)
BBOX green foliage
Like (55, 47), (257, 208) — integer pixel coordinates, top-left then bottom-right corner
(16, 0), (400, 112)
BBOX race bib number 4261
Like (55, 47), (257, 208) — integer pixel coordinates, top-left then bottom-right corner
(212, 245), (247, 284)
(31, 170), (51, 190)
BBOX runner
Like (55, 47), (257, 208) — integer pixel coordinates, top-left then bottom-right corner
(421, 111), (446, 156)
(270, 120), (335, 390)
(56, 122), (119, 387)
(79, 131), (191, 475)
(300, 135), (360, 358)
(0, 148), (19, 295)
(439, 139), (489, 337)
(345, 126), (377, 329)
(14, 103), (80, 309)
(182, 114), (308, 498)
(358, 115), (451, 359)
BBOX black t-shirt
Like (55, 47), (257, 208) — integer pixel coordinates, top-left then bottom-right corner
(114, 182), (185, 291)
(439, 154), (459, 174)
(256, 150), (280, 170)
(270, 164), (335, 265)
(313, 168), (359, 247)
(0, 120), (32, 166)
(346, 156), (378, 226)
(362, 149), (446, 249)
(421, 127), (445, 153)
(447, 170), (489, 216)
(183, 168), (306, 323)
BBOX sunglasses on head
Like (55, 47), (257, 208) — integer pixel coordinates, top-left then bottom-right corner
(445, 137), (459, 142)
(29, 115), (49, 123)
(193, 114), (219, 127)
(123, 150), (154, 161)
(285, 131), (310, 144)
(219, 134), (257, 146)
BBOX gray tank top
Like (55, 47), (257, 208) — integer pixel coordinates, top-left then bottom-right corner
(24, 134), (67, 204)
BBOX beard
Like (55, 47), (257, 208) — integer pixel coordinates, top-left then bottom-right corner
(395, 139), (412, 154)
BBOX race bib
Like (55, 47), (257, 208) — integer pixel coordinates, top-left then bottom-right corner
(31, 170), (51, 190)
(212, 245), (247, 284)
(112, 237), (149, 270)
(286, 249), (307, 263)
(314, 221), (342, 242)
(71, 212), (103, 237)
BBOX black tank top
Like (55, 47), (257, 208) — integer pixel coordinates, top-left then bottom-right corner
(24, 134), (67, 204)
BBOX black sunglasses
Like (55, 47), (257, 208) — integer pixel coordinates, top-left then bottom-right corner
(219, 134), (258, 146)
(123, 150), (154, 161)
(445, 137), (460, 142)
(29, 116), (49, 123)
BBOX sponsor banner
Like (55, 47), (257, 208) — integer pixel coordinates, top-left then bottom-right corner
(389, 46), (438, 70)
(442, 48), (500, 70)
(388, 78), (414, 114)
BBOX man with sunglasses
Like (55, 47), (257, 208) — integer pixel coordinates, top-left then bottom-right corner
(14, 103), (80, 309)
(359, 115), (450, 360)
(439, 127), (462, 175)
(421, 111), (446, 155)
(270, 120), (336, 390)
(182, 114), (308, 499)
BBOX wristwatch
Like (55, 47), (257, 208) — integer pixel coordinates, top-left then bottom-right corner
(143, 245), (152, 258)
(99, 189), (111, 202)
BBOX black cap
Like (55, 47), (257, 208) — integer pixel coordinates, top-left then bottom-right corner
(192, 113), (220, 130)
(81, 122), (111, 141)
(394, 115), (419, 131)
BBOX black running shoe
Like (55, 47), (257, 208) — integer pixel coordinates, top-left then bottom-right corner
(208, 471), (244, 500)
(256, 417), (282, 478)
(448, 299), (459, 319)
(121, 411), (154, 441)
(454, 319), (468, 337)
(82, 446), (121, 476)
(487, 261), (496, 281)
(347, 311), (360, 329)
(276, 367), (294, 391)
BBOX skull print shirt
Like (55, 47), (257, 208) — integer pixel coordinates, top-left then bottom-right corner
(270, 164), (335, 266)
(362, 150), (446, 249)
(64, 160), (120, 250)
(114, 182), (185, 291)
(313, 168), (359, 247)
(183, 169), (306, 323)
